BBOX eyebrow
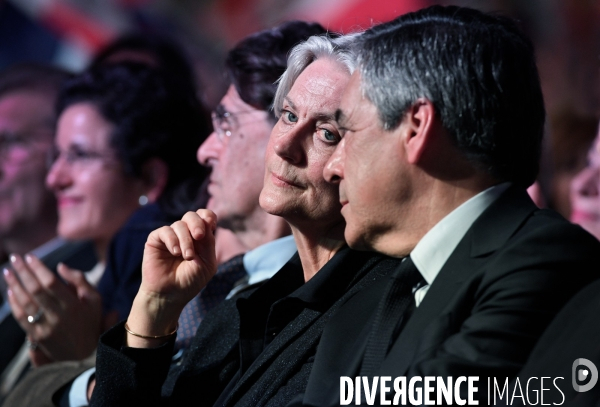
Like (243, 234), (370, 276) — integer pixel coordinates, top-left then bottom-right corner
(284, 97), (337, 122)
(335, 109), (348, 127)
(213, 104), (226, 116)
(284, 97), (297, 111)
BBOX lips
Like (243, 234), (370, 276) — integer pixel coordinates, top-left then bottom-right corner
(270, 172), (303, 189)
(571, 209), (600, 223)
(57, 196), (83, 208)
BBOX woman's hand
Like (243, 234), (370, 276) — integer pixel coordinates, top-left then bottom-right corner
(3, 256), (103, 366)
(126, 209), (218, 348)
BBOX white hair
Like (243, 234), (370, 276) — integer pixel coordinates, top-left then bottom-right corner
(272, 33), (361, 117)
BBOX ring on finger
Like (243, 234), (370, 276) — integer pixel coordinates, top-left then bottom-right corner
(27, 309), (44, 324)
(26, 338), (38, 351)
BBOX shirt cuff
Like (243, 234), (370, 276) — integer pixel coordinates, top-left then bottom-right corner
(68, 367), (96, 407)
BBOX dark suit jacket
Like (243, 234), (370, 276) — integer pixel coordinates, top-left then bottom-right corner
(507, 278), (600, 407)
(300, 187), (600, 406)
(90, 249), (400, 407)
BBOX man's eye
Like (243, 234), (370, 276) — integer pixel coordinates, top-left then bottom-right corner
(323, 129), (336, 141)
(286, 111), (298, 123)
(320, 128), (340, 143)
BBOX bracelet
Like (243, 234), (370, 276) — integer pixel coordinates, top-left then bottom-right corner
(124, 322), (178, 340)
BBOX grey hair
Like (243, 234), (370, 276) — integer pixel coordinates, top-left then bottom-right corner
(273, 33), (360, 117)
(354, 6), (545, 187)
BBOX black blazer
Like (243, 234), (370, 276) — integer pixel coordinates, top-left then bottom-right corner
(507, 278), (600, 407)
(301, 187), (600, 406)
(90, 249), (401, 407)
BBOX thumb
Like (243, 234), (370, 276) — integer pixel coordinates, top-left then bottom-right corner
(57, 263), (97, 300)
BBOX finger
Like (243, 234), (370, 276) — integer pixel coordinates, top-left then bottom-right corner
(195, 209), (218, 234)
(171, 220), (196, 261)
(4, 268), (40, 326)
(181, 211), (210, 241)
(10, 255), (61, 311)
(147, 226), (183, 257)
(57, 263), (99, 302)
(25, 254), (70, 299)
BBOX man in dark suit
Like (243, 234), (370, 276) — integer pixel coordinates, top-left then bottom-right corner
(504, 128), (600, 407)
(304, 5), (600, 405)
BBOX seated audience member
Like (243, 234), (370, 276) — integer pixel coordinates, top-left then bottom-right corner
(293, 6), (598, 405)
(1, 21), (324, 407)
(89, 32), (207, 102)
(545, 108), (598, 218)
(2, 63), (209, 371)
(570, 123), (600, 240)
(0, 63), (97, 393)
(87, 32), (401, 407)
(505, 127), (600, 405)
(0, 63), (69, 267)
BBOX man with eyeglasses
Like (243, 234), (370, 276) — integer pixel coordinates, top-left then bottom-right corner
(0, 64), (67, 266)
(198, 21), (326, 263)
(0, 63), (99, 397)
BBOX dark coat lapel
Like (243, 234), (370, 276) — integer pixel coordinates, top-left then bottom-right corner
(225, 252), (397, 406)
(225, 305), (323, 405)
(380, 186), (537, 377)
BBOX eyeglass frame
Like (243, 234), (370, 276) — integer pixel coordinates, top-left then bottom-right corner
(210, 105), (269, 143)
(47, 146), (120, 171)
(0, 129), (54, 162)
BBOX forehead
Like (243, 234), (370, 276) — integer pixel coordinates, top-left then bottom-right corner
(0, 91), (54, 131)
(337, 71), (378, 127)
(219, 84), (253, 112)
(286, 58), (351, 113)
(589, 131), (600, 165)
(56, 103), (114, 148)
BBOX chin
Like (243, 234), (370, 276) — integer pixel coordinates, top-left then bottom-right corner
(343, 227), (371, 251)
(58, 225), (92, 242)
(258, 188), (281, 216)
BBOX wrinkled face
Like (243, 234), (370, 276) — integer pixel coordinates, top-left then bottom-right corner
(46, 103), (142, 244)
(259, 58), (350, 235)
(324, 72), (412, 254)
(0, 91), (55, 237)
(197, 85), (273, 230)
(570, 130), (600, 239)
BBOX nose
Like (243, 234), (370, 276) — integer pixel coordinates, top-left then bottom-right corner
(571, 165), (599, 198)
(45, 155), (71, 191)
(197, 131), (222, 167)
(324, 138), (346, 184)
(272, 122), (306, 165)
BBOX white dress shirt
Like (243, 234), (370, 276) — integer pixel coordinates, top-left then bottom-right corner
(411, 183), (510, 306)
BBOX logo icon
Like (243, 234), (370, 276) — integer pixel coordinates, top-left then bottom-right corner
(572, 358), (598, 392)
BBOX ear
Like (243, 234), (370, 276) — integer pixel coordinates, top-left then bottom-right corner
(402, 99), (437, 165)
(140, 158), (169, 204)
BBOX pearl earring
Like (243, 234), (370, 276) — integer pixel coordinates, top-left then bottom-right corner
(138, 195), (149, 206)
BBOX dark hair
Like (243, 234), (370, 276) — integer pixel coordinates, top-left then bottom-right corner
(0, 63), (71, 130)
(357, 5), (546, 187)
(226, 20), (327, 122)
(57, 63), (211, 217)
(90, 33), (200, 102)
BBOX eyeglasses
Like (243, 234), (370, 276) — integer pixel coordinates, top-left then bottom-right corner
(210, 106), (268, 143)
(0, 131), (52, 162)
(48, 147), (118, 170)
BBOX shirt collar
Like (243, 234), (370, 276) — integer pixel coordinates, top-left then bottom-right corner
(243, 235), (297, 286)
(411, 182), (511, 285)
(245, 245), (381, 309)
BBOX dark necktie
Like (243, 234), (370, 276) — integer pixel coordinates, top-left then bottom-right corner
(360, 256), (424, 376)
(176, 253), (246, 350)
